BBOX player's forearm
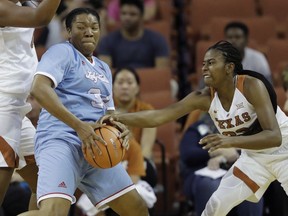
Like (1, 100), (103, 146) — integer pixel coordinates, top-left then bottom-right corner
(0, 0), (61, 27)
(115, 110), (168, 128)
(31, 84), (82, 131)
(232, 130), (282, 150)
(33, 0), (61, 26)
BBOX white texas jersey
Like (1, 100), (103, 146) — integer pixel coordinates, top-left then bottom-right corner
(208, 75), (288, 154)
(0, 2), (37, 96)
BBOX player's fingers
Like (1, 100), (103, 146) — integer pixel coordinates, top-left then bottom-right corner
(122, 136), (129, 150)
(84, 140), (95, 159)
(93, 122), (106, 129)
(120, 130), (129, 139)
(113, 121), (127, 133)
(208, 146), (219, 153)
(199, 134), (217, 144)
(98, 115), (111, 124)
(94, 134), (107, 146)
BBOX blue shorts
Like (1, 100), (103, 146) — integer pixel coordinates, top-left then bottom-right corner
(35, 137), (134, 209)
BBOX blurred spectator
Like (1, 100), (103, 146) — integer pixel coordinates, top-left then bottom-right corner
(113, 67), (158, 188)
(224, 21), (273, 84)
(107, 0), (157, 26)
(1, 173), (32, 216)
(179, 113), (264, 216)
(113, 67), (157, 159)
(97, 0), (169, 69)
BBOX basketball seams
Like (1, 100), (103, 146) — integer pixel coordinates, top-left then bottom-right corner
(83, 125), (124, 169)
(103, 126), (124, 157)
(99, 128), (113, 167)
(103, 126), (123, 145)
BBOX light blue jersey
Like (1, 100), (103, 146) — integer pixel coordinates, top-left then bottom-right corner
(34, 42), (134, 207)
(35, 42), (114, 145)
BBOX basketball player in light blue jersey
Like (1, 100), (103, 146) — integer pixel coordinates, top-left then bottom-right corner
(19, 8), (148, 216)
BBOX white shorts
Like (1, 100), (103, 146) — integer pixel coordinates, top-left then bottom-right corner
(0, 94), (35, 168)
(18, 117), (36, 169)
(227, 148), (288, 202)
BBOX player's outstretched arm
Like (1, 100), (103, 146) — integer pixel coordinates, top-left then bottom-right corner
(105, 88), (211, 128)
(0, 0), (61, 27)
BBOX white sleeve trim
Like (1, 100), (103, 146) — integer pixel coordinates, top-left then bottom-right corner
(35, 71), (58, 88)
(107, 107), (115, 111)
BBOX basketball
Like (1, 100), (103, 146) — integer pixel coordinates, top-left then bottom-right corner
(84, 125), (125, 169)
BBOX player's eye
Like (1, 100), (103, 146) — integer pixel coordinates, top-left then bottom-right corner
(77, 26), (85, 30)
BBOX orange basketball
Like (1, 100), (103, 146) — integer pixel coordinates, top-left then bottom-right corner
(84, 125), (125, 169)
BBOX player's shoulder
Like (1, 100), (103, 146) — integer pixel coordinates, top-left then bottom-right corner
(46, 42), (73, 54)
(240, 73), (267, 87)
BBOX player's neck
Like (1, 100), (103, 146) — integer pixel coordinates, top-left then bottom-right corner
(86, 56), (93, 63)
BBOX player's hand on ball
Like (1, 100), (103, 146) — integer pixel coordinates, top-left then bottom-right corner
(98, 114), (130, 150)
(98, 114), (113, 125)
(75, 121), (106, 159)
(112, 121), (130, 150)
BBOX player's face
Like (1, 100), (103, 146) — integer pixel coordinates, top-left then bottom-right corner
(120, 5), (142, 31)
(202, 49), (228, 87)
(69, 13), (100, 57)
(225, 28), (247, 52)
(113, 70), (139, 103)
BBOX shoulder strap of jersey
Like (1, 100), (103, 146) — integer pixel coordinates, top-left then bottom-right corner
(237, 70), (277, 113)
(236, 75), (245, 94)
(209, 87), (216, 101)
(236, 70), (277, 136)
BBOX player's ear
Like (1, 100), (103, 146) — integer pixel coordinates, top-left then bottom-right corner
(225, 63), (234, 75)
(67, 28), (72, 36)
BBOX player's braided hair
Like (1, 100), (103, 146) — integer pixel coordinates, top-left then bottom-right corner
(207, 40), (243, 75)
(65, 8), (101, 30)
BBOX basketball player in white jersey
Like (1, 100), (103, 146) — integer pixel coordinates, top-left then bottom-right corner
(0, 0), (60, 210)
(100, 40), (288, 216)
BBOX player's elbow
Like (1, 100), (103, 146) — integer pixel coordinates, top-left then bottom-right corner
(272, 130), (282, 147)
